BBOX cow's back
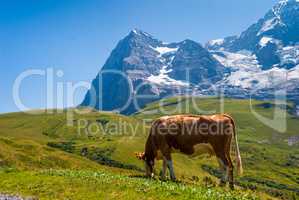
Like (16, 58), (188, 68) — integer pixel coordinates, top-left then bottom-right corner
(149, 114), (233, 155)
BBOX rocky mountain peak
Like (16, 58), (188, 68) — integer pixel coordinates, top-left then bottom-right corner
(125, 29), (162, 48)
(81, 30), (225, 114)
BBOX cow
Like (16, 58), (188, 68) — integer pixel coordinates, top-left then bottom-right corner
(135, 114), (243, 189)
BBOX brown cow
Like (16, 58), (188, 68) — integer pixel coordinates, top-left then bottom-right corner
(136, 114), (243, 189)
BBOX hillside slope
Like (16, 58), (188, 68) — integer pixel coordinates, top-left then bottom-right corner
(0, 98), (298, 199)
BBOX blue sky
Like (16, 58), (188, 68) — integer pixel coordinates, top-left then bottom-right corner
(0, 0), (278, 113)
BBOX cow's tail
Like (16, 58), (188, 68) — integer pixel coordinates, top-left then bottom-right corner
(224, 114), (243, 175)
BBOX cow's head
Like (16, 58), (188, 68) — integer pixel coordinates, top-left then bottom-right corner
(135, 152), (145, 160)
(135, 152), (154, 177)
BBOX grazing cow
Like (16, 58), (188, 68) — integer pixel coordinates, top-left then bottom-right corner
(136, 114), (243, 189)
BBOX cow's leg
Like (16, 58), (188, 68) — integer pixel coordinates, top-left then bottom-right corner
(166, 159), (176, 181)
(218, 153), (234, 189)
(163, 152), (176, 181)
(214, 149), (231, 188)
(217, 158), (227, 186)
(224, 135), (234, 190)
(161, 157), (167, 180)
(226, 153), (234, 190)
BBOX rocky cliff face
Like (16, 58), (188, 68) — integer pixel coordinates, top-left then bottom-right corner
(81, 30), (225, 114)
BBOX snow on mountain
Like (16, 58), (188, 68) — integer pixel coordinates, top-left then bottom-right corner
(206, 0), (299, 94)
(287, 65), (299, 79)
(212, 49), (299, 90)
(211, 52), (299, 95)
(150, 46), (179, 56)
(220, 67), (296, 89)
(257, 18), (281, 36)
(257, 0), (289, 36)
(211, 51), (262, 89)
(147, 44), (187, 86)
(207, 39), (224, 46)
(217, 62), (299, 90)
(132, 29), (153, 38)
(212, 51), (260, 70)
(259, 37), (275, 47)
(279, 45), (299, 68)
(255, 0), (299, 44)
(147, 65), (189, 86)
(205, 36), (238, 51)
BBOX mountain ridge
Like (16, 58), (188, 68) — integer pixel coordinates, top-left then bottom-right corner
(81, 29), (225, 114)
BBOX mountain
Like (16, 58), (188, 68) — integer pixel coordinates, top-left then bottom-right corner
(81, 29), (225, 114)
(205, 0), (299, 104)
(82, 0), (299, 114)
(207, 0), (299, 69)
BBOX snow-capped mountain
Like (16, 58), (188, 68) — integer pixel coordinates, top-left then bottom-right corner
(82, 0), (299, 114)
(81, 29), (224, 114)
(206, 0), (299, 101)
(207, 0), (299, 52)
(207, 0), (299, 68)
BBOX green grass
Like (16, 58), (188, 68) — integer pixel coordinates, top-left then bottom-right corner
(0, 169), (258, 200)
(0, 97), (298, 199)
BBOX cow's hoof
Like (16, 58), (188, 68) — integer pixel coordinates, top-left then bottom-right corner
(151, 173), (155, 178)
(171, 178), (177, 182)
(219, 181), (226, 187)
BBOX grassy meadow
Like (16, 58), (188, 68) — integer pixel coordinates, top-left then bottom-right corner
(0, 97), (298, 199)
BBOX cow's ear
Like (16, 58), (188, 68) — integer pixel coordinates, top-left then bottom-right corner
(135, 152), (146, 160)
